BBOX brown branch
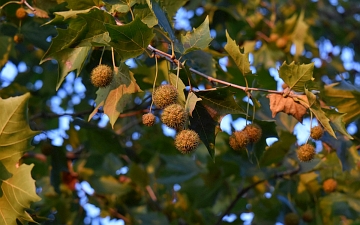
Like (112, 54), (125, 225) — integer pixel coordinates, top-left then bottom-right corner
(214, 166), (300, 225)
(146, 45), (283, 94)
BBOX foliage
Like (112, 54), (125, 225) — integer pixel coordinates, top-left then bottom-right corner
(1, 0), (360, 224)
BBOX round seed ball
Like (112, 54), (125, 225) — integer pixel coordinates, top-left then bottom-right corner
(297, 144), (315, 162)
(142, 113), (155, 126)
(90, 64), (113, 88)
(310, 125), (324, 140)
(243, 124), (262, 143)
(175, 130), (200, 154)
(161, 104), (187, 130)
(153, 84), (178, 109)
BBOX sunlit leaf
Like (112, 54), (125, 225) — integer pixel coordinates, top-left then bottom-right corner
(323, 108), (353, 139)
(305, 87), (336, 138)
(279, 61), (314, 92)
(323, 80), (360, 124)
(0, 93), (41, 224)
(224, 30), (251, 75)
(89, 63), (142, 127)
(175, 16), (212, 54)
(185, 92), (202, 117)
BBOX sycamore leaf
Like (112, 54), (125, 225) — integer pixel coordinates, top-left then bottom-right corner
(189, 102), (219, 161)
(65, 0), (102, 10)
(0, 93), (41, 224)
(253, 43), (285, 69)
(168, 73), (186, 106)
(0, 36), (12, 69)
(44, 47), (91, 90)
(267, 93), (307, 122)
(185, 92), (202, 117)
(190, 87), (245, 160)
(107, 0), (138, 13)
(159, 0), (188, 19)
(322, 108), (353, 140)
(77, 8), (116, 46)
(323, 80), (360, 124)
(305, 88), (336, 138)
(278, 61), (315, 92)
(175, 16), (212, 54)
(146, 0), (176, 42)
(105, 17), (154, 61)
(224, 30), (251, 76)
(290, 10), (309, 57)
(89, 63), (142, 127)
(195, 87), (246, 122)
(260, 131), (296, 167)
(133, 4), (158, 27)
(49, 9), (92, 22)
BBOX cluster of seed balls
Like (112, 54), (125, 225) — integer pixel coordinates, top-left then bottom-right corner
(142, 84), (200, 154)
(229, 124), (262, 150)
(296, 125), (324, 162)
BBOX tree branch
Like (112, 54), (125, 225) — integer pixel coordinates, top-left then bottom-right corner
(146, 45), (283, 94)
(214, 166), (300, 225)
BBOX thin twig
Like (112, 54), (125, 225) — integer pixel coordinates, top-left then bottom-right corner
(146, 45), (283, 94)
(214, 166), (300, 225)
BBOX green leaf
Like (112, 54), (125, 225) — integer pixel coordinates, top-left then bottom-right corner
(182, 50), (216, 78)
(146, 0), (176, 41)
(128, 163), (149, 187)
(224, 30), (251, 75)
(133, 4), (158, 27)
(175, 16), (212, 54)
(106, 0), (138, 13)
(323, 108), (353, 139)
(290, 10), (309, 57)
(168, 73), (186, 105)
(190, 87), (245, 159)
(279, 61), (314, 92)
(65, 0), (102, 10)
(105, 17), (154, 61)
(46, 46), (91, 90)
(89, 63), (142, 127)
(77, 8), (116, 46)
(185, 92), (202, 117)
(305, 87), (336, 138)
(260, 131), (296, 166)
(194, 87), (246, 122)
(0, 93), (41, 224)
(157, 155), (201, 184)
(323, 80), (360, 124)
(253, 43), (285, 69)
(0, 35), (12, 69)
(189, 102), (219, 160)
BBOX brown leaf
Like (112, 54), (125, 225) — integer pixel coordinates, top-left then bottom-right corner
(33, 7), (49, 18)
(267, 93), (308, 122)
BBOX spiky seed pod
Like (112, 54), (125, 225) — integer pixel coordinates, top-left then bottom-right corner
(229, 131), (249, 150)
(297, 144), (315, 162)
(302, 210), (313, 222)
(310, 125), (324, 140)
(175, 130), (200, 153)
(243, 124), (262, 143)
(284, 213), (300, 225)
(161, 104), (187, 130)
(90, 65), (113, 88)
(153, 84), (178, 109)
(142, 113), (155, 126)
(323, 178), (337, 193)
(16, 8), (27, 19)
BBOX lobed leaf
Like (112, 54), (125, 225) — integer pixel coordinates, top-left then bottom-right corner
(146, 0), (176, 41)
(278, 61), (314, 92)
(323, 80), (360, 124)
(175, 16), (212, 54)
(89, 63), (142, 127)
(105, 17), (155, 61)
(224, 30), (251, 76)
(0, 93), (41, 224)
(305, 88), (336, 138)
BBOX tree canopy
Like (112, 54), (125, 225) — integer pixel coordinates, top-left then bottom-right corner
(1, 0), (360, 224)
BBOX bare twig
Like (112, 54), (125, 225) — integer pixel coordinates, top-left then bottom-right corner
(146, 45), (283, 94)
(214, 166), (300, 225)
